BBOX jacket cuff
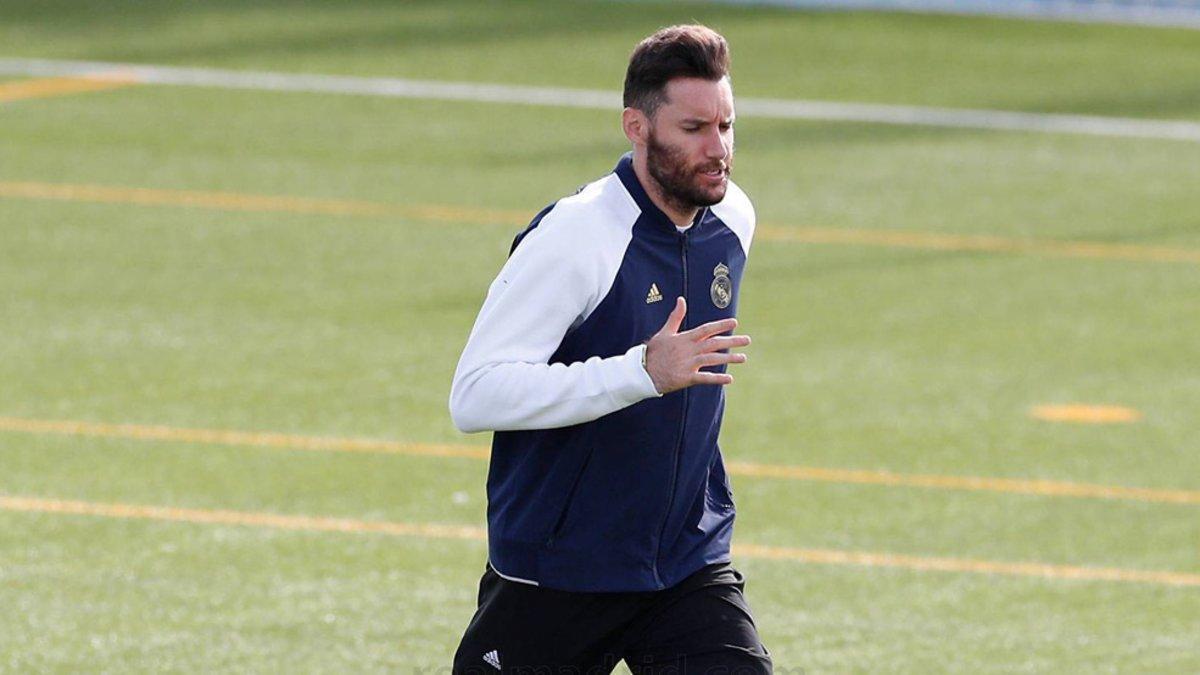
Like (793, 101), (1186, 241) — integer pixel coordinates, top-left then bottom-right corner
(614, 343), (662, 401)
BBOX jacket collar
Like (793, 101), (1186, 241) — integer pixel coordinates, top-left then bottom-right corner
(614, 152), (706, 234)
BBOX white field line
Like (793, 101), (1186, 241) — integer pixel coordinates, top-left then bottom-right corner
(675, 0), (1200, 30)
(2, 57), (1200, 142)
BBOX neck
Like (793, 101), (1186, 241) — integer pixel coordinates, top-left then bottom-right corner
(632, 152), (699, 229)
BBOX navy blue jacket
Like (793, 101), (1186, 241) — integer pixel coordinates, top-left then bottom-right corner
(450, 153), (755, 592)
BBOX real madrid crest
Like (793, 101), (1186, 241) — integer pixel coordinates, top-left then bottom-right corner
(710, 262), (732, 309)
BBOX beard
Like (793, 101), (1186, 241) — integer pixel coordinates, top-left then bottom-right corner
(645, 129), (731, 213)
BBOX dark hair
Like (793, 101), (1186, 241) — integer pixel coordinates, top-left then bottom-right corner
(623, 25), (730, 118)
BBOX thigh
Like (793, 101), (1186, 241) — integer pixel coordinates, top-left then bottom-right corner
(453, 564), (637, 674)
(620, 564), (772, 674)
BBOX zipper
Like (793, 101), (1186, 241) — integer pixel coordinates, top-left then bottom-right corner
(652, 228), (690, 586)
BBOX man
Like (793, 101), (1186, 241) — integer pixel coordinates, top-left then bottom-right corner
(449, 25), (770, 673)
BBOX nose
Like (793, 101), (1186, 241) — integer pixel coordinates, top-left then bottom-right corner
(704, 127), (728, 162)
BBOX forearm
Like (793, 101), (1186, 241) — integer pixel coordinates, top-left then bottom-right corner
(449, 343), (659, 433)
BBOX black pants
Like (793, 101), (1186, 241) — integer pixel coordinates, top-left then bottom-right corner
(453, 561), (772, 674)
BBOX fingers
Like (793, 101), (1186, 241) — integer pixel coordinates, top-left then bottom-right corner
(690, 372), (734, 386)
(694, 352), (747, 368)
(682, 317), (738, 342)
(699, 335), (751, 353)
(660, 296), (686, 335)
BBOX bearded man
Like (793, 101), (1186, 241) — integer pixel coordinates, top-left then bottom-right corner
(449, 24), (770, 673)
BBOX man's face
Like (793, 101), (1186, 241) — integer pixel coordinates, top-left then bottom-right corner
(644, 76), (735, 211)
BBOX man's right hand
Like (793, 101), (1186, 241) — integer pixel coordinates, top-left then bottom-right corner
(643, 296), (751, 395)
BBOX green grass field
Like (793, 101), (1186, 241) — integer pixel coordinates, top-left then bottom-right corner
(2, 1), (1198, 671)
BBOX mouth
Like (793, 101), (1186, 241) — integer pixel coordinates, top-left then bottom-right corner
(699, 166), (728, 184)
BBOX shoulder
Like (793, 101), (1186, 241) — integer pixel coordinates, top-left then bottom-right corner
(511, 172), (641, 262)
(709, 178), (756, 255)
(539, 173), (640, 241)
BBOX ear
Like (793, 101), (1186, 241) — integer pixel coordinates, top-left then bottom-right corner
(622, 107), (650, 146)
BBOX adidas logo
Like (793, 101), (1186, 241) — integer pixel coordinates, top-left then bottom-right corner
(646, 283), (663, 304)
(482, 649), (501, 670)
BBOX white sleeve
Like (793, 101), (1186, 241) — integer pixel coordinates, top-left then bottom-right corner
(710, 179), (755, 257)
(448, 212), (661, 434)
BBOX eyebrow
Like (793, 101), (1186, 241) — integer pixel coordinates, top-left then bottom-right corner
(680, 117), (736, 125)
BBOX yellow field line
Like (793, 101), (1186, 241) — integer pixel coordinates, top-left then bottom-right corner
(757, 224), (1200, 264)
(2, 415), (1197, 506)
(0, 181), (528, 225)
(724, 461), (1200, 505)
(0, 416), (488, 460)
(0, 494), (485, 541)
(2, 493), (1196, 587)
(732, 542), (1200, 588)
(1030, 404), (1142, 424)
(2, 180), (1200, 264)
(0, 75), (139, 103)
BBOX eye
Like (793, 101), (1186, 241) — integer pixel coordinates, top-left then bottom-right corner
(720, 123), (733, 132)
